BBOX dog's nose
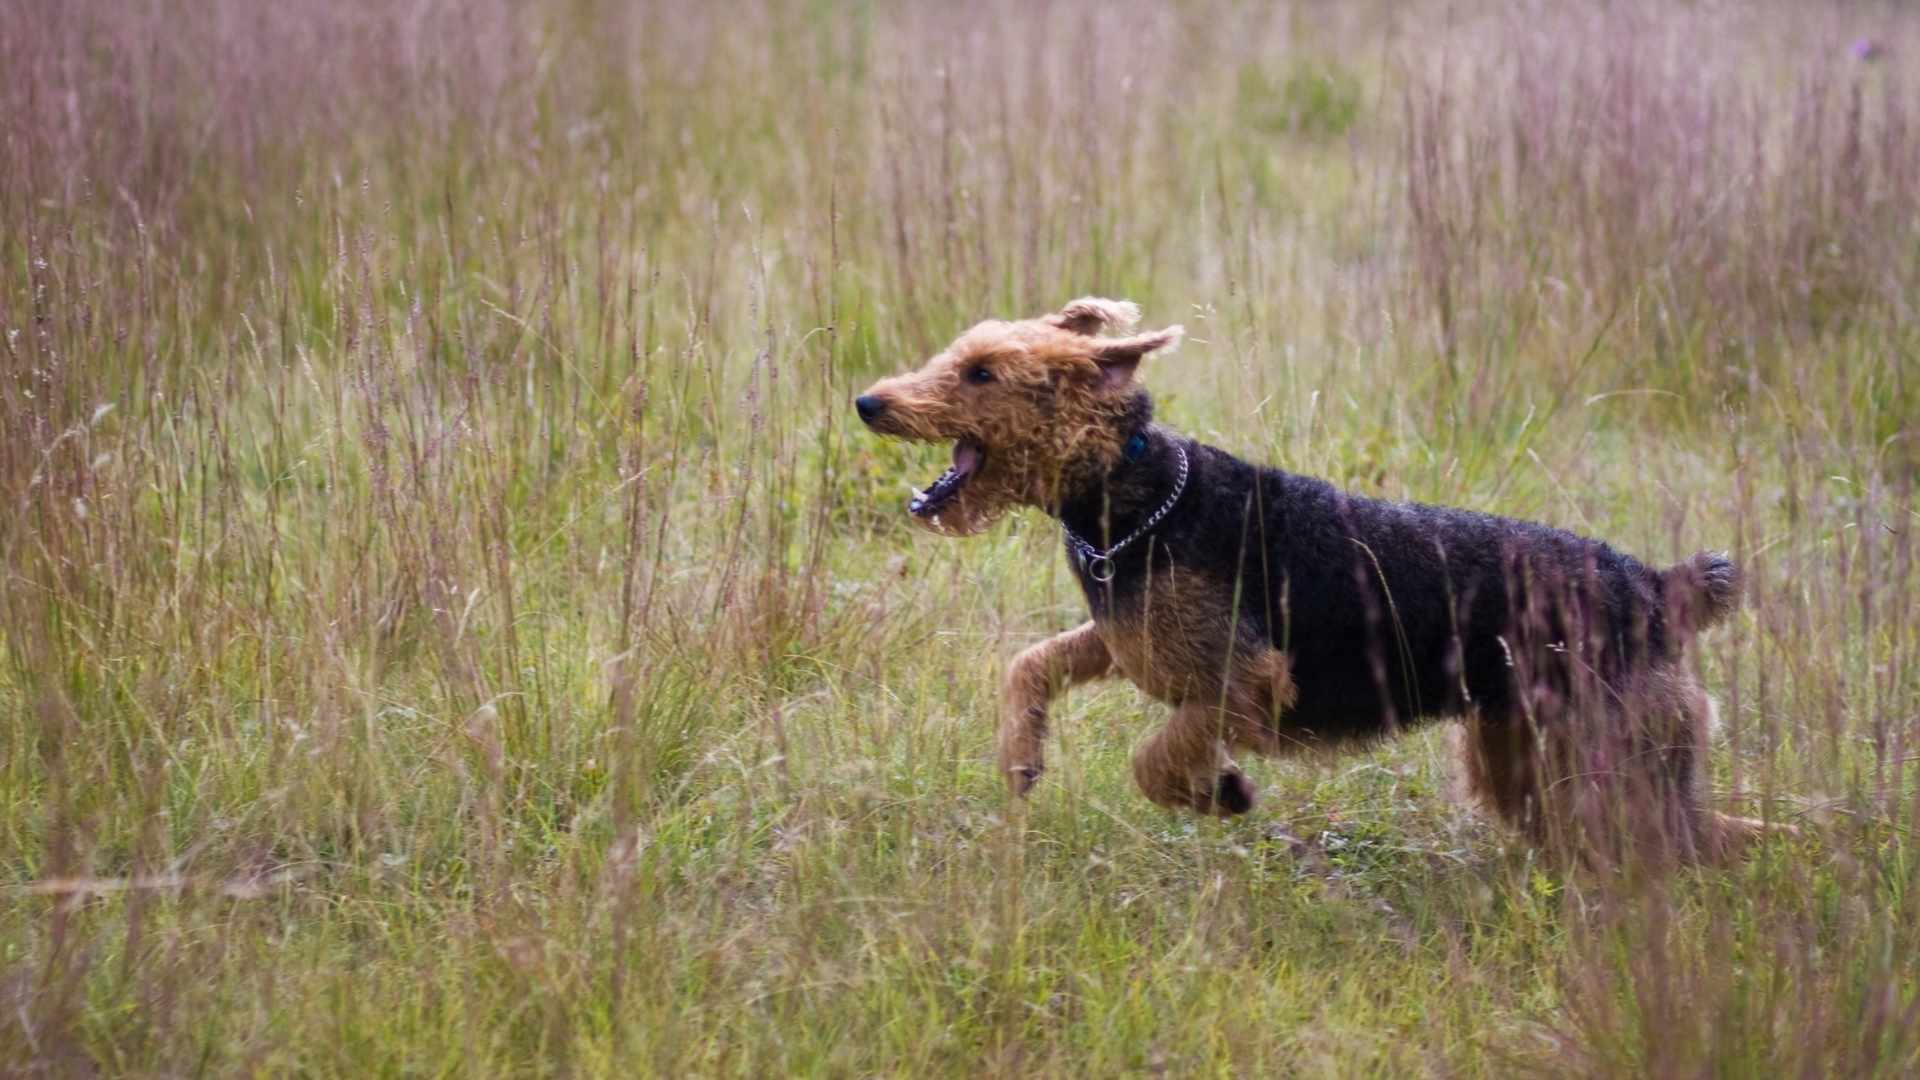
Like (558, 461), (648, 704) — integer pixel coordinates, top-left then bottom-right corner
(854, 394), (885, 424)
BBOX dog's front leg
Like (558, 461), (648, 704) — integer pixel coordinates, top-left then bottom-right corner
(999, 621), (1112, 795)
(1132, 698), (1259, 817)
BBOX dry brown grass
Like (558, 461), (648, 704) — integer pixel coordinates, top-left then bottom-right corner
(2, 1), (1915, 1074)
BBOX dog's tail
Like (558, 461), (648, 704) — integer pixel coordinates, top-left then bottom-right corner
(1663, 550), (1741, 630)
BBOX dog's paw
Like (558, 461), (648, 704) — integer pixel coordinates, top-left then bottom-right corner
(1214, 770), (1256, 815)
(1006, 765), (1043, 797)
(1704, 812), (1799, 861)
(1202, 769), (1256, 817)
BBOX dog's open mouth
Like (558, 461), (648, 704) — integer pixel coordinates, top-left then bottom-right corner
(908, 440), (984, 518)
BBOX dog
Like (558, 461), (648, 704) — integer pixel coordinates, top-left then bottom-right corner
(856, 298), (1773, 860)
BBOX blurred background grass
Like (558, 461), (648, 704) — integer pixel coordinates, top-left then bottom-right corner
(2, 1), (1917, 1074)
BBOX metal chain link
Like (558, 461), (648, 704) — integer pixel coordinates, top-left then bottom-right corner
(1063, 441), (1189, 583)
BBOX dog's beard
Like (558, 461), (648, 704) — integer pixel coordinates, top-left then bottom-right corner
(910, 490), (1007, 536)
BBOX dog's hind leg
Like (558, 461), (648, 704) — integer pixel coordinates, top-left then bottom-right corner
(1456, 706), (1546, 845)
(1645, 669), (1801, 860)
(999, 621), (1113, 795)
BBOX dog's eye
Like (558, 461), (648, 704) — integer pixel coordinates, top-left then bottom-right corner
(967, 366), (995, 385)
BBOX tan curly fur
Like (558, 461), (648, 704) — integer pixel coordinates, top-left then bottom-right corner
(858, 300), (1181, 536)
(999, 621), (1112, 793)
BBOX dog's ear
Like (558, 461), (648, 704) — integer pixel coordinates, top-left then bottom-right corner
(1046, 297), (1140, 336)
(1093, 325), (1182, 390)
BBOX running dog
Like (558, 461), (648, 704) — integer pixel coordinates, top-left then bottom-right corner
(855, 298), (1771, 859)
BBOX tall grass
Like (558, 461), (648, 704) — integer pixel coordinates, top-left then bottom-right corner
(1403, 5), (1920, 413)
(2, 0), (1916, 1074)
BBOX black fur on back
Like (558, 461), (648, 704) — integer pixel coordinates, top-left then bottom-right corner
(1053, 406), (1721, 747)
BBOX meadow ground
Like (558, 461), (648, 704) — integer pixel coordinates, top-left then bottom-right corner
(3, 1), (1918, 1074)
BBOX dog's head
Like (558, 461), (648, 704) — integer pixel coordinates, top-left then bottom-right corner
(854, 298), (1182, 536)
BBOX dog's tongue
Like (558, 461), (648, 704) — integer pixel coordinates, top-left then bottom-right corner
(909, 440), (985, 518)
(952, 440), (983, 477)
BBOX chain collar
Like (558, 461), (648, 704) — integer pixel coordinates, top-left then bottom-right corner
(1063, 441), (1189, 583)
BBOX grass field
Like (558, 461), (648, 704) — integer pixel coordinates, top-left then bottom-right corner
(4, 1), (1918, 1074)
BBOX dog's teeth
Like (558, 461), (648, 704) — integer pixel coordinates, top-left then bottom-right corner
(908, 465), (968, 517)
